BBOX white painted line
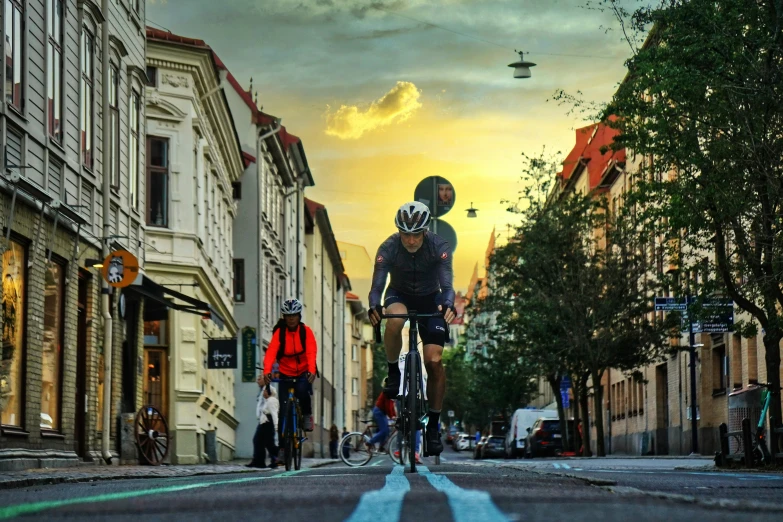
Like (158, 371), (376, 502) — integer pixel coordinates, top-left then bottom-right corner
(553, 463), (562, 469)
(371, 459), (383, 467)
(419, 465), (509, 522)
(561, 463), (571, 469)
(345, 466), (409, 522)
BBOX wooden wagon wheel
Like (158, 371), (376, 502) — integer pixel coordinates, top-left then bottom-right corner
(135, 405), (170, 465)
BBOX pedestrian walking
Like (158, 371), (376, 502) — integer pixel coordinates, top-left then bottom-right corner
(329, 424), (339, 459)
(246, 376), (279, 469)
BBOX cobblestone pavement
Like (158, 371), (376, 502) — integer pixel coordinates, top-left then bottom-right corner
(0, 459), (340, 490)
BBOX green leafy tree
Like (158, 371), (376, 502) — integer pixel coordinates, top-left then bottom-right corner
(588, 0), (783, 427)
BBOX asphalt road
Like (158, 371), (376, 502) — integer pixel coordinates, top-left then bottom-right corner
(1, 449), (782, 521)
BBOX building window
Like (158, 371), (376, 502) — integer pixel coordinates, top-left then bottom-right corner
(713, 344), (727, 394)
(146, 137), (169, 227)
(133, 0), (140, 13)
(352, 378), (358, 396)
(352, 344), (358, 362)
(233, 259), (245, 302)
(5, 0), (24, 110)
(145, 66), (157, 87)
(41, 261), (65, 432)
(46, 0), (63, 140)
(129, 90), (140, 208)
(80, 29), (95, 168)
(1, 239), (26, 428)
(232, 181), (242, 201)
(109, 66), (120, 188)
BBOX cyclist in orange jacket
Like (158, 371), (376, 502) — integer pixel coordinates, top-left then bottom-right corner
(263, 299), (317, 431)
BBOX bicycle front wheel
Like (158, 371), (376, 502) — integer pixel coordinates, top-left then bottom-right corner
(407, 354), (419, 473)
(284, 403), (295, 471)
(339, 432), (373, 467)
(388, 431), (406, 465)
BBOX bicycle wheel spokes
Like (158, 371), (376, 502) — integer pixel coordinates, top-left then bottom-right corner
(339, 433), (373, 467)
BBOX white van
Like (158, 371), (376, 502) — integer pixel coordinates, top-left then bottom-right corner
(505, 409), (559, 458)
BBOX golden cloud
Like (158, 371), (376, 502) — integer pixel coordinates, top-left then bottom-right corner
(325, 81), (422, 140)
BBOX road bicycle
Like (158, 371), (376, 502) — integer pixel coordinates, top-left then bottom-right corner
(277, 376), (308, 471)
(374, 310), (442, 473)
(338, 418), (402, 467)
(751, 382), (782, 466)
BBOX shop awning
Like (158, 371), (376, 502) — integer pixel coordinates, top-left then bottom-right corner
(125, 274), (225, 330)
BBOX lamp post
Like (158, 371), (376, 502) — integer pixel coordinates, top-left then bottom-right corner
(508, 51), (536, 79)
(466, 203), (479, 218)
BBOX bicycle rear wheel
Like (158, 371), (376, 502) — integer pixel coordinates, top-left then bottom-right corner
(339, 432), (373, 467)
(407, 353), (419, 473)
(284, 403), (295, 471)
(388, 431), (406, 465)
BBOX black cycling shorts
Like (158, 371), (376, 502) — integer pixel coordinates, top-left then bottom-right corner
(383, 288), (448, 347)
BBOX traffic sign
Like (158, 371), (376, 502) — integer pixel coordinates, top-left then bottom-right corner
(560, 375), (572, 391)
(654, 297), (687, 311)
(448, 410), (455, 418)
(414, 176), (456, 219)
(101, 250), (139, 288)
(685, 298), (734, 333)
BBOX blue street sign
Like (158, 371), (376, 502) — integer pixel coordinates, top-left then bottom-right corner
(561, 389), (570, 409)
(560, 376), (572, 391)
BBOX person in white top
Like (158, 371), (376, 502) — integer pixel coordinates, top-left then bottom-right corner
(247, 375), (279, 469)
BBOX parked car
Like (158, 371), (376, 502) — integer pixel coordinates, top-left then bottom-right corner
(480, 436), (506, 459)
(453, 433), (470, 452)
(524, 418), (575, 458)
(473, 436), (487, 459)
(505, 409), (559, 459)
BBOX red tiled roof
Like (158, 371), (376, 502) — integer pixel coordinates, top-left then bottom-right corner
(558, 116), (625, 191)
(304, 197), (325, 219)
(146, 27), (300, 151)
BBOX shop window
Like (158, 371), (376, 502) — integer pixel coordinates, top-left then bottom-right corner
(1, 239), (26, 428)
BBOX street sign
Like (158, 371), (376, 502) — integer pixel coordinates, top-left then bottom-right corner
(101, 250), (139, 288)
(561, 389), (570, 409)
(414, 176), (456, 219)
(208, 339), (237, 369)
(430, 218), (458, 254)
(682, 298), (734, 333)
(241, 327), (257, 382)
(560, 375), (572, 391)
(448, 410), (455, 418)
(654, 297), (687, 311)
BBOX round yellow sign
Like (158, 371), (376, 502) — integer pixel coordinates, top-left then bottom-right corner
(101, 250), (139, 288)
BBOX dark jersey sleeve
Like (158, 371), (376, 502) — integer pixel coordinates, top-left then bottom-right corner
(436, 238), (455, 308)
(369, 236), (395, 308)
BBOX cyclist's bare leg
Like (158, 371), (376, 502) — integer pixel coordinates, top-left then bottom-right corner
(383, 302), (407, 362)
(423, 344), (445, 412)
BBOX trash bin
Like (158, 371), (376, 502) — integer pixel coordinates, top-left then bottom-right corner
(728, 386), (762, 454)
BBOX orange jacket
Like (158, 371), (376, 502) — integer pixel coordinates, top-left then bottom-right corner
(263, 324), (317, 377)
(375, 393), (396, 419)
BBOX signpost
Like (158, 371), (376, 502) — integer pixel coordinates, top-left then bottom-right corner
(208, 339), (237, 369)
(101, 250), (139, 289)
(241, 327), (257, 382)
(655, 295), (734, 454)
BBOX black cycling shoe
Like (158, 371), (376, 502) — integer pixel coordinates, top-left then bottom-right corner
(426, 430), (444, 455)
(383, 373), (400, 398)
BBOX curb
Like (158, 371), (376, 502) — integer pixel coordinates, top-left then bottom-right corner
(0, 460), (340, 491)
(601, 484), (783, 513)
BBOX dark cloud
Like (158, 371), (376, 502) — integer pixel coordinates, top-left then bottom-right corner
(331, 23), (433, 40)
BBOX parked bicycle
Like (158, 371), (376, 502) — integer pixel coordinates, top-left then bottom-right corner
(374, 310), (442, 473)
(277, 376), (308, 471)
(752, 382), (782, 466)
(339, 418), (402, 467)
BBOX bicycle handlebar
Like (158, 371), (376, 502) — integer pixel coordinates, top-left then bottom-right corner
(372, 311), (444, 344)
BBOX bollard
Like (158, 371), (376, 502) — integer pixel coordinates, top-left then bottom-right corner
(742, 417), (753, 467)
(718, 423), (729, 467)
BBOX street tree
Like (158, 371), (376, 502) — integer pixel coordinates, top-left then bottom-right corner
(592, 0), (783, 427)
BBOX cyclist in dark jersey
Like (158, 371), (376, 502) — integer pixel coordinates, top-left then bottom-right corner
(368, 201), (457, 455)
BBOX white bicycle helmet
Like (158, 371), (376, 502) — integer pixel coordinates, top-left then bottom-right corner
(395, 201), (431, 233)
(281, 298), (303, 315)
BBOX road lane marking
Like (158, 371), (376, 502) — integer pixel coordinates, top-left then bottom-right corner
(561, 463), (571, 469)
(0, 470), (306, 520)
(371, 459), (384, 467)
(553, 463), (562, 469)
(345, 465), (409, 522)
(419, 465), (509, 522)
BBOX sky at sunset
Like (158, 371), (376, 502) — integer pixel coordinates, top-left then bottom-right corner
(146, 0), (635, 294)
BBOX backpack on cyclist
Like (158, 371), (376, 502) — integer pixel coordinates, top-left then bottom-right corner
(271, 319), (320, 378)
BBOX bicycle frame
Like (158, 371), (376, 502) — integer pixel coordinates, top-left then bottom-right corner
(275, 377), (307, 471)
(375, 310), (441, 473)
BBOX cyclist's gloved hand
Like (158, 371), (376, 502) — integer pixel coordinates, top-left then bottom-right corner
(440, 304), (457, 324)
(369, 305), (384, 326)
(264, 373), (273, 386)
(306, 371), (316, 384)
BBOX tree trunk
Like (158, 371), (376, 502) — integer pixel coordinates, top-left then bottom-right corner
(591, 369), (606, 456)
(579, 373), (592, 457)
(763, 330), (783, 434)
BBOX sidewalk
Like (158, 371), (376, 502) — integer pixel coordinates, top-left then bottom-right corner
(0, 458), (340, 490)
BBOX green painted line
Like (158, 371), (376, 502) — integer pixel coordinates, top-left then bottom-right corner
(0, 470), (305, 520)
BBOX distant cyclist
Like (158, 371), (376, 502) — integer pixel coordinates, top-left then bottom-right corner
(367, 378), (397, 453)
(264, 299), (317, 433)
(368, 201), (457, 456)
